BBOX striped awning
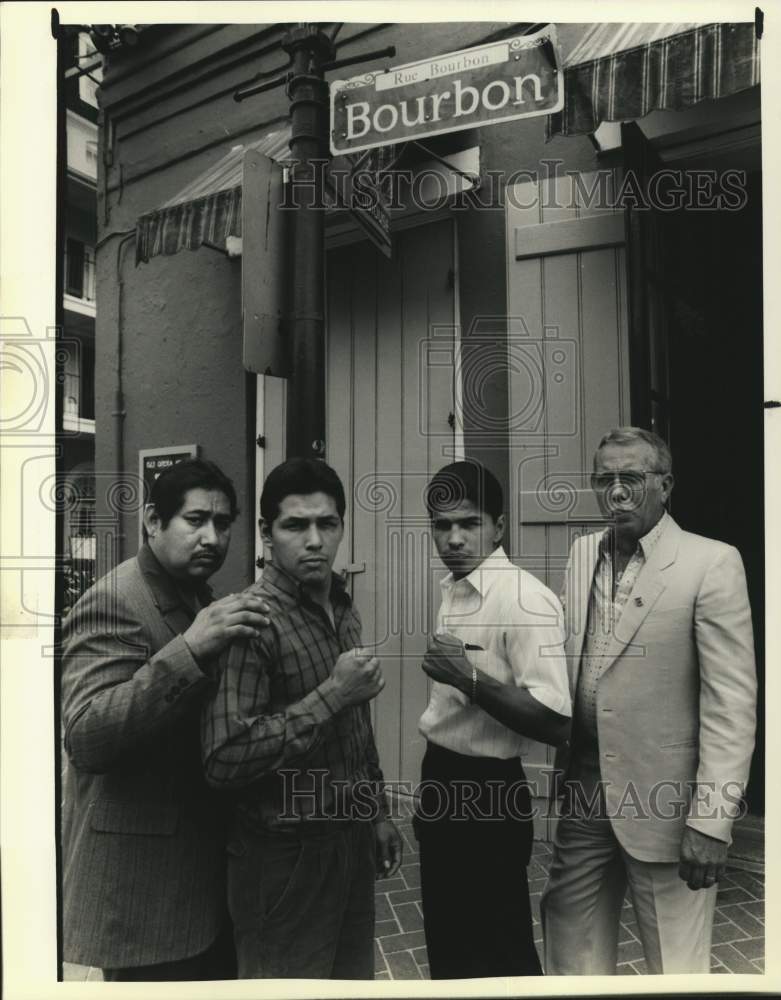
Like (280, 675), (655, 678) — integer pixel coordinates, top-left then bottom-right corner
(135, 128), (292, 264)
(548, 21), (760, 138)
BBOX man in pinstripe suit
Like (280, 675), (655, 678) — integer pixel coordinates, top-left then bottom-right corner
(61, 459), (270, 981)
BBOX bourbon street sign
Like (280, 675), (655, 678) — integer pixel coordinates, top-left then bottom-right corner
(330, 26), (563, 156)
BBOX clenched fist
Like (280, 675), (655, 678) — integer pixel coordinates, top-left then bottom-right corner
(183, 593), (271, 663)
(332, 648), (385, 706)
(421, 632), (473, 695)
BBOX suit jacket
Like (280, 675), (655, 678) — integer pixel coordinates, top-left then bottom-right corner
(557, 516), (756, 862)
(61, 545), (229, 968)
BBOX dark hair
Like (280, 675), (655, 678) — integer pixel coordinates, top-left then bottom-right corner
(260, 458), (346, 525)
(143, 458), (238, 541)
(425, 460), (503, 522)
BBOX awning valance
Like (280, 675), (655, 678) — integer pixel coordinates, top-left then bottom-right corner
(135, 129), (478, 264)
(135, 22), (761, 262)
(548, 21), (760, 138)
(135, 128), (292, 263)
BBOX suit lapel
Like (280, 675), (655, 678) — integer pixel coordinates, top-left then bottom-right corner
(136, 545), (202, 638)
(567, 530), (603, 696)
(597, 515), (681, 675)
(158, 602), (195, 640)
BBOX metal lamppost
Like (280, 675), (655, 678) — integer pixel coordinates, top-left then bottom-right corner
(281, 25), (334, 459)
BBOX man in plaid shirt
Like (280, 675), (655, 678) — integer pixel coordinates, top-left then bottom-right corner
(202, 457), (402, 979)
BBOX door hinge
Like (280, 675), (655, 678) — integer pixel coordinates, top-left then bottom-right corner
(447, 267), (456, 289)
(447, 411), (455, 429)
(256, 435), (266, 448)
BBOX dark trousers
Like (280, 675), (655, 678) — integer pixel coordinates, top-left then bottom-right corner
(103, 920), (237, 981)
(414, 742), (542, 980)
(226, 818), (375, 979)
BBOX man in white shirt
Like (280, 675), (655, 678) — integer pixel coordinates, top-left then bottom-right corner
(415, 460), (572, 979)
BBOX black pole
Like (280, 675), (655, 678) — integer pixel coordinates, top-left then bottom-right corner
(282, 24), (335, 459)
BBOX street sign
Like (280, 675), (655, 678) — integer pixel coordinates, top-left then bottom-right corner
(328, 145), (407, 258)
(330, 26), (563, 156)
(331, 166), (393, 258)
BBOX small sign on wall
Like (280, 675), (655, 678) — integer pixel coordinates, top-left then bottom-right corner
(138, 444), (199, 542)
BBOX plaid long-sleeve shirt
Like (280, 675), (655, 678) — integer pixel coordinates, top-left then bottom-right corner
(201, 563), (388, 831)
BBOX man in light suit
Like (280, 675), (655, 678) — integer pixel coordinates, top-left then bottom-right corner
(61, 459), (269, 981)
(541, 427), (756, 975)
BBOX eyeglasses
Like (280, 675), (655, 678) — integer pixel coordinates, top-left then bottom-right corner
(590, 470), (666, 492)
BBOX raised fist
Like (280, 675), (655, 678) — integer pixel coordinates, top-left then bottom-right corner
(332, 648), (385, 706)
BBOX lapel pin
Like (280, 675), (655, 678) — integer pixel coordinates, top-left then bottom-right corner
(634, 596), (644, 607)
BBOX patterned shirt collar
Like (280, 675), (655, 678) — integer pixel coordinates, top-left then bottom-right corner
(261, 560), (352, 608)
(599, 510), (669, 562)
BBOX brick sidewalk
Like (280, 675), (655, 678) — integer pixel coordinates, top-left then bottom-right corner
(64, 799), (765, 982)
(374, 799), (765, 979)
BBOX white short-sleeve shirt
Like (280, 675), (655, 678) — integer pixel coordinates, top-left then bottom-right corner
(418, 546), (571, 759)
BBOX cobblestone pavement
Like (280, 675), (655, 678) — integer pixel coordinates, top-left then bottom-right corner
(63, 800), (765, 982)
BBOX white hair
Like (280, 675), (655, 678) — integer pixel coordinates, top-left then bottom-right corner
(594, 427), (672, 474)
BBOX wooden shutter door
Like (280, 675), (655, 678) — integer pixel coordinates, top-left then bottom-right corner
(505, 169), (631, 838)
(327, 219), (457, 789)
